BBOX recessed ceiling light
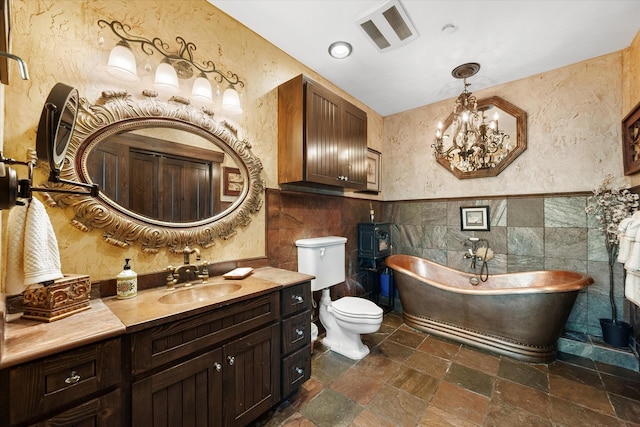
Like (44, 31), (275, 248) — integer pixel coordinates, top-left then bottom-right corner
(328, 41), (353, 59)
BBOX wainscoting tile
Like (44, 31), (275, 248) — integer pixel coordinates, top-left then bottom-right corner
(544, 257), (587, 274)
(545, 228), (588, 260)
(507, 254), (545, 272)
(588, 228), (609, 262)
(508, 227), (544, 256)
(508, 197), (544, 227)
(544, 197), (587, 228)
(422, 225), (448, 249)
(422, 202), (447, 225)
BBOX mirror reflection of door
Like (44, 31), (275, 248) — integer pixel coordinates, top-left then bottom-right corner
(87, 130), (227, 222)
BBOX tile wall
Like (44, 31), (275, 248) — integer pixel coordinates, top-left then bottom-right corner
(265, 189), (640, 357)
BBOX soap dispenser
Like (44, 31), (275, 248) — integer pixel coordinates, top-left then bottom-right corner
(116, 258), (137, 299)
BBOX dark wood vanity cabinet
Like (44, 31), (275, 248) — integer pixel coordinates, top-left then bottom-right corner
(0, 337), (123, 427)
(129, 292), (281, 427)
(280, 282), (312, 397)
(278, 74), (367, 190)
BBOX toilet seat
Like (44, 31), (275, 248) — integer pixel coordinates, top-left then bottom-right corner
(331, 297), (383, 322)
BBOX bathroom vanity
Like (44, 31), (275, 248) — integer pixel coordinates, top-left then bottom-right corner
(0, 267), (313, 427)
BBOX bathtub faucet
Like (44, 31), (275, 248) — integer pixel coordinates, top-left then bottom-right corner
(464, 237), (493, 282)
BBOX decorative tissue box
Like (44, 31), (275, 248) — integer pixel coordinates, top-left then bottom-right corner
(21, 274), (91, 322)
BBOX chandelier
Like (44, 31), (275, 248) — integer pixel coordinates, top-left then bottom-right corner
(432, 63), (510, 173)
(97, 19), (244, 114)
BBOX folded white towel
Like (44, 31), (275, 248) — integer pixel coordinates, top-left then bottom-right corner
(5, 198), (63, 295)
(625, 269), (640, 307)
(617, 217), (636, 263)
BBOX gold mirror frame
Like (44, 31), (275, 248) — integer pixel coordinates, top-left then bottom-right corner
(436, 96), (527, 179)
(42, 90), (265, 253)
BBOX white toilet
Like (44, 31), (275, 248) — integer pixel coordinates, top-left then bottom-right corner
(296, 236), (383, 360)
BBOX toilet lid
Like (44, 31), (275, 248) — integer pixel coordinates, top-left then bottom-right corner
(332, 297), (383, 319)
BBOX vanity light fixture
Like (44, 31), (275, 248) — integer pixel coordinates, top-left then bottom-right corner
(328, 41), (353, 59)
(98, 19), (244, 113)
(432, 63), (510, 174)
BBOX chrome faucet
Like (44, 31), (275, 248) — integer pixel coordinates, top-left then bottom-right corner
(165, 245), (209, 289)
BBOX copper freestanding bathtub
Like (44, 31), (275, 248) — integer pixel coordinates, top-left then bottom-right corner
(386, 254), (593, 362)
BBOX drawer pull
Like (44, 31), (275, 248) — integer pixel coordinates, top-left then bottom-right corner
(295, 367), (304, 375)
(295, 328), (304, 337)
(227, 356), (235, 366)
(214, 362), (222, 372)
(292, 295), (304, 304)
(64, 370), (81, 385)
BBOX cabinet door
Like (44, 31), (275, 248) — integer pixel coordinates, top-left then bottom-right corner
(131, 348), (223, 427)
(305, 81), (343, 186)
(29, 388), (123, 427)
(342, 102), (367, 189)
(223, 323), (280, 427)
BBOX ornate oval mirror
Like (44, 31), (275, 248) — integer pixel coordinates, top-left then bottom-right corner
(435, 96), (527, 179)
(42, 90), (264, 253)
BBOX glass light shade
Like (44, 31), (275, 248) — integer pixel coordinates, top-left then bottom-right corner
(221, 85), (243, 115)
(106, 40), (139, 81)
(153, 60), (179, 92)
(191, 73), (213, 103)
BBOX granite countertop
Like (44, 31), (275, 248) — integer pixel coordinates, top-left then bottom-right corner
(0, 299), (126, 369)
(1, 267), (313, 369)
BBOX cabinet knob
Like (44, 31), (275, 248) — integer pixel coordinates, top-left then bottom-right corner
(227, 356), (235, 366)
(295, 367), (304, 375)
(64, 370), (81, 385)
(214, 362), (222, 372)
(292, 294), (304, 304)
(295, 328), (304, 337)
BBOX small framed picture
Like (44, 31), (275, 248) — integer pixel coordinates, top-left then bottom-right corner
(223, 167), (243, 196)
(460, 206), (490, 231)
(366, 148), (381, 192)
(622, 100), (640, 175)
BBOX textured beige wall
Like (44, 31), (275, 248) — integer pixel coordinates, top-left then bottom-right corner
(0, 0), (383, 285)
(624, 31), (640, 187)
(383, 52), (626, 200)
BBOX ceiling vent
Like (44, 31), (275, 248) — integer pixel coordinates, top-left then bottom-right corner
(356, 0), (419, 52)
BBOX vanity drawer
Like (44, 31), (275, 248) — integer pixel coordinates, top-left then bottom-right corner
(281, 346), (311, 397)
(281, 281), (311, 317)
(282, 309), (311, 354)
(5, 337), (121, 425)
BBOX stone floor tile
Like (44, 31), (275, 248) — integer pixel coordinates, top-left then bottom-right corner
(416, 335), (461, 360)
(497, 358), (549, 393)
(548, 359), (604, 389)
(348, 409), (397, 427)
(549, 374), (615, 415)
(610, 393), (640, 424)
(366, 384), (427, 427)
(417, 405), (479, 427)
(299, 389), (362, 427)
(372, 339), (415, 362)
(381, 313), (404, 328)
(444, 363), (495, 397)
(404, 350), (451, 379)
(330, 366), (385, 405)
(549, 396), (621, 427)
(601, 372), (640, 401)
(454, 346), (501, 376)
(491, 378), (550, 419)
(388, 365), (440, 400)
(430, 381), (489, 425)
(311, 349), (357, 386)
(484, 402), (552, 427)
(387, 329), (426, 348)
(352, 352), (402, 382)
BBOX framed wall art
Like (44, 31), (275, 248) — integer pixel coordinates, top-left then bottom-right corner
(223, 167), (242, 196)
(365, 148), (381, 192)
(622, 100), (640, 175)
(460, 206), (490, 231)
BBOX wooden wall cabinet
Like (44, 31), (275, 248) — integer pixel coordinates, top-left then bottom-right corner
(278, 74), (367, 190)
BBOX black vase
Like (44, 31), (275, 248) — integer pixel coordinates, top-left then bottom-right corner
(600, 318), (632, 348)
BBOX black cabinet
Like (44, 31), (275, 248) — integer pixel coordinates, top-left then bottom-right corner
(358, 222), (394, 310)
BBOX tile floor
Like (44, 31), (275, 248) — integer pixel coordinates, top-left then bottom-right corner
(256, 313), (640, 427)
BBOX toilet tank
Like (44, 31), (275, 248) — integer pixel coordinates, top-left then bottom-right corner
(296, 236), (347, 291)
